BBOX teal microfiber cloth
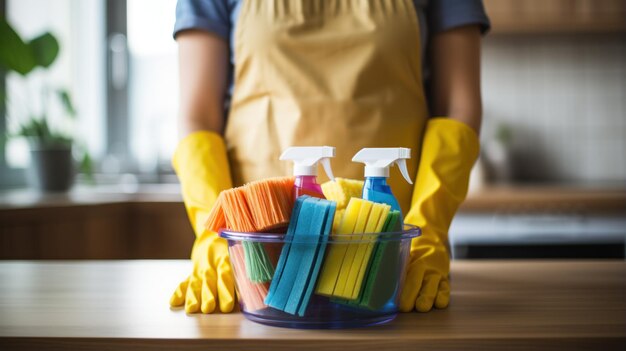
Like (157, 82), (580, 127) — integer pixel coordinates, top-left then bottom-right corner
(266, 197), (317, 310)
(266, 196), (336, 316)
(265, 196), (306, 303)
(286, 200), (335, 316)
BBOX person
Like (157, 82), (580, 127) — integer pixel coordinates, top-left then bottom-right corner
(169, 0), (490, 314)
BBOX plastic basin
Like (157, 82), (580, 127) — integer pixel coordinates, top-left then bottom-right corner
(220, 224), (420, 329)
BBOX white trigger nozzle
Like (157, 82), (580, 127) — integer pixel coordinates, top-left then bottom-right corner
(352, 147), (412, 184)
(280, 146), (336, 180)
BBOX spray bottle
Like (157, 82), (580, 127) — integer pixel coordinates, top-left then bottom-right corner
(352, 148), (412, 216)
(280, 146), (336, 199)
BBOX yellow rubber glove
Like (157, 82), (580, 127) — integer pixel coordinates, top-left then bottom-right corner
(401, 118), (479, 312)
(169, 131), (236, 313)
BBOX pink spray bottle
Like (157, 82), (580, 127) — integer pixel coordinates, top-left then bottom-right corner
(280, 146), (336, 200)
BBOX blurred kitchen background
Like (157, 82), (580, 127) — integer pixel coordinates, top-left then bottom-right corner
(1, 0), (625, 260)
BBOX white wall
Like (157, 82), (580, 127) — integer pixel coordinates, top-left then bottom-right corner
(480, 34), (626, 183)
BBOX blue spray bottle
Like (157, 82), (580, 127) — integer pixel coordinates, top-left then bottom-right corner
(352, 148), (412, 217)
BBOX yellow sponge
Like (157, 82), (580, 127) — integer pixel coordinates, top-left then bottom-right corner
(315, 198), (390, 299)
(332, 209), (345, 233)
(333, 199), (373, 296)
(321, 178), (364, 210)
(315, 198), (361, 296)
(344, 203), (390, 299)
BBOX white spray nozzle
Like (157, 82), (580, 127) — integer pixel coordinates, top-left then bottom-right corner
(352, 148), (413, 184)
(280, 146), (336, 181)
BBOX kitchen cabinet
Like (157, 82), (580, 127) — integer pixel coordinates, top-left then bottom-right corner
(0, 188), (194, 259)
(453, 186), (626, 259)
(2, 185), (625, 260)
(484, 0), (626, 34)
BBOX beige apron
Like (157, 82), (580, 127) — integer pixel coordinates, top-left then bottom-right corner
(225, 0), (428, 213)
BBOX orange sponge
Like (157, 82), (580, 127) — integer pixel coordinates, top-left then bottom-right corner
(244, 177), (294, 231)
(230, 243), (269, 311)
(205, 177), (295, 285)
(205, 177), (295, 232)
(204, 196), (226, 233)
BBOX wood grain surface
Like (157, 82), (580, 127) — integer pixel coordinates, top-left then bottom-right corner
(461, 186), (626, 213)
(0, 260), (624, 350)
(483, 0), (626, 34)
(2, 186), (624, 260)
(0, 202), (194, 259)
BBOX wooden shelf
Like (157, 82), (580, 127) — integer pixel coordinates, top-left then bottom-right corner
(484, 0), (626, 34)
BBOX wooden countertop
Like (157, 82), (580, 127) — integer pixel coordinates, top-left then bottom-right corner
(461, 185), (626, 213)
(0, 184), (183, 210)
(0, 260), (624, 350)
(3, 184), (626, 213)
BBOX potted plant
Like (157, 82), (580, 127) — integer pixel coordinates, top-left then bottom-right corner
(0, 17), (91, 192)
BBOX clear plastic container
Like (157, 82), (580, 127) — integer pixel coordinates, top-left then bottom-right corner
(220, 224), (420, 329)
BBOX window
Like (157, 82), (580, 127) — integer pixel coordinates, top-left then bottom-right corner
(126, 0), (178, 176)
(101, 0), (178, 182)
(1, 0), (105, 187)
(102, 0), (179, 181)
(1, 0), (179, 188)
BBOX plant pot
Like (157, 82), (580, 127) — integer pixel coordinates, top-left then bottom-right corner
(28, 143), (75, 192)
(483, 139), (513, 184)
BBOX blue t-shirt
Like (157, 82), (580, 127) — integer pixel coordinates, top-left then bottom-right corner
(174, 0), (490, 101)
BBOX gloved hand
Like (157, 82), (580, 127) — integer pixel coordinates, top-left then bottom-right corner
(169, 131), (236, 313)
(401, 118), (479, 312)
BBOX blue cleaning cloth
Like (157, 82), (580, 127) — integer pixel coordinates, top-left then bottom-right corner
(265, 196), (306, 304)
(284, 200), (328, 315)
(267, 197), (318, 310)
(266, 196), (336, 316)
(297, 201), (335, 316)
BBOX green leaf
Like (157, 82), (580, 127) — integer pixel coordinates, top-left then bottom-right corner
(495, 124), (513, 145)
(79, 151), (94, 182)
(0, 82), (6, 111)
(15, 118), (51, 139)
(0, 17), (36, 75)
(28, 32), (59, 68)
(57, 88), (76, 117)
